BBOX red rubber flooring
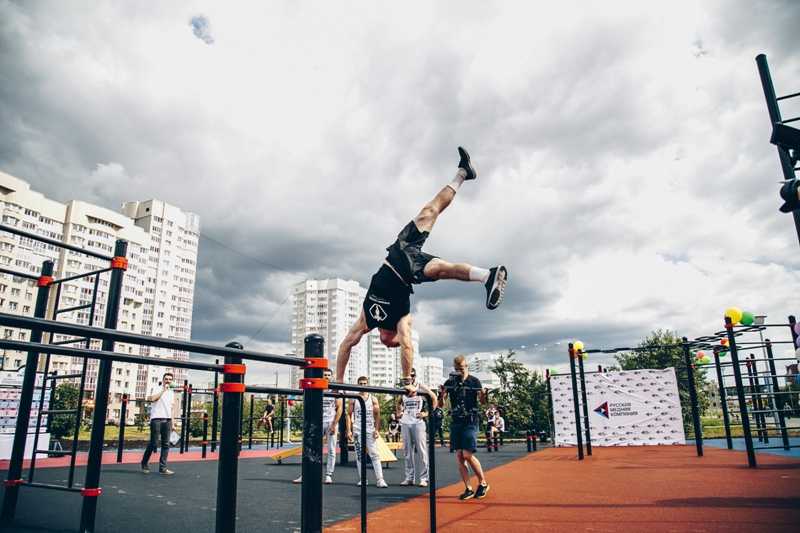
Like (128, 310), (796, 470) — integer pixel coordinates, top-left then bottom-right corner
(0, 446), (293, 470)
(329, 445), (800, 533)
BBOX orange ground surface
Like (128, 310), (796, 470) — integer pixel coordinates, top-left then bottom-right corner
(329, 446), (800, 533)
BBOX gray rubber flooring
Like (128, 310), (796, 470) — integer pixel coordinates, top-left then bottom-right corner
(1, 442), (531, 532)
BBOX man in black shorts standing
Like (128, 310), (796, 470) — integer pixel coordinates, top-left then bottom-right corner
(441, 354), (489, 500)
(335, 147), (508, 384)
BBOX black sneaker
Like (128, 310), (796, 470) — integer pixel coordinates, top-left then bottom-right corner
(475, 483), (490, 499)
(457, 147), (477, 180)
(484, 266), (507, 310)
(141, 463), (150, 474)
(459, 487), (475, 501)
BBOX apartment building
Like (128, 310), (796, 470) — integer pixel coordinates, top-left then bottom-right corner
(0, 171), (199, 422)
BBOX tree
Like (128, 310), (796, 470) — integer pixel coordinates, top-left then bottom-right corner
(49, 383), (80, 442)
(490, 350), (549, 436)
(614, 329), (710, 433)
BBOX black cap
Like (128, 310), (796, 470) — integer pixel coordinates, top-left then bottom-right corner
(779, 179), (799, 213)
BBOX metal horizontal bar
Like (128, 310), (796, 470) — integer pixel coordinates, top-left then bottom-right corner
(35, 448), (74, 455)
(55, 304), (93, 315)
(0, 223), (114, 261)
(49, 337), (90, 346)
(777, 91), (800, 101)
(39, 409), (78, 415)
(328, 382), (408, 396)
(46, 373), (83, 380)
(22, 481), (83, 493)
(783, 116), (800, 124)
(0, 312), (306, 367)
(245, 386), (300, 396)
(0, 338), (225, 373)
(754, 445), (800, 450)
(0, 267), (39, 281)
(52, 267), (112, 285)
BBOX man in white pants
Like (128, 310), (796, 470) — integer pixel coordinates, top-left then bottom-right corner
(397, 369), (437, 487)
(294, 368), (343, 484)
(347, 376), (388, 487)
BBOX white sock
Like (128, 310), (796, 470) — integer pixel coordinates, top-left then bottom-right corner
(447, 169), (467, 193)
(469, 267), (490, 284)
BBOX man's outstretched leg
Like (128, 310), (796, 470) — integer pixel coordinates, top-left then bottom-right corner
(423, 259), (507, 310)
(414, 147), (476, 233)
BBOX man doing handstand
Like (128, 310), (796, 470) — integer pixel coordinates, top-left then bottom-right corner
(335, 147), (508, 384)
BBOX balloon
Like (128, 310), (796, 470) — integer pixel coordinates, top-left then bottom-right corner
(700, 357), (711, 365)
(696, 350), (705, 359)
(573, 341), (585, 352)
(718, 350), (728, 357)
(740, 311), (754, 326)
(582, 353), (588, 361)
(724, 307), (743, 325)
(720, 338), (729, 347)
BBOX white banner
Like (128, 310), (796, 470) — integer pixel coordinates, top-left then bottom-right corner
(552, 368), (685, 446)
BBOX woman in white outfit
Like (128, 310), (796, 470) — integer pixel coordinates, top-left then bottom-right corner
(347, 376), (388, 487)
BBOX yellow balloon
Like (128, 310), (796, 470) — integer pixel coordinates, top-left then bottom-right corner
(573, 341), (585, 352)
(582, 353), (588, 361)
(724, 307), (743, 325)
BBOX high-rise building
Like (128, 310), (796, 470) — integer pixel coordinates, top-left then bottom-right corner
(0, 171), (199, 422)
(418, 356), (444, 389)
(290, 278), (367, 385)
(465, 351), (502, 389)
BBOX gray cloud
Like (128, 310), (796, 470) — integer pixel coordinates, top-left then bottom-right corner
(0, 1), (798, 381)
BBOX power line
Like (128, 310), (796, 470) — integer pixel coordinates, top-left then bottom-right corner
(198, 231), (300, 342)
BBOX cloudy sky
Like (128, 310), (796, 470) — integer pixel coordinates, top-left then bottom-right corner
(1, 1), (798, 383)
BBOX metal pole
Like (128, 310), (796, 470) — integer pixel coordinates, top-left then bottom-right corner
(186, 385), (193, 451)
(117, 394), (128, 463)
(300, 334), (325, 533)
(725, 318), (757, 468)
(755, 54), (800, 247)
(713, 350), (733, 449)
(179, 380), (188, 454)
(568, 344), (583, 460)
(279, 396), (285, 448)
(765, 340), (790, 450)
(577, 352), (592, 456)
(748, 355), (768, 443)
(789, 315), (799, 350)
(682, 338), (703, 457)
(338, 414), (349, 465)
(202, 412), (209, 459)
(427, 396), (437, 533)
(545, 369), (555, 443)
(215, 341), (245, 533)
(1, 260), (53, 523)
(248, 394), (254, 449)
(79, 240), (128, 532)
(211, 360), (219, 452)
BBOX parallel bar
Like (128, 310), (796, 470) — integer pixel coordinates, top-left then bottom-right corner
(0, 267), (39, 281)
(713, 350), (733, 449)
(765, 340), (791, 450)
(80, 239), (127, 533)
(46, 373), (83, 380)
(0, 339), (225, 373)
(0, 313), (306, 367)
(21, 481), (83, 494)
(783, 116), (800, 124)
(1, 259), (53, 523)
(50, 268), (111, 286)
(49, 337), (90, 346)
(55, 304), (94, 315)
(0, 223), (114, 261)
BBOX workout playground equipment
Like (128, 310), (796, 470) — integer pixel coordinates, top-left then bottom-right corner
(756, 53), (800, 246)
(0, 227), (444, 533)
(556, 311), (799, 468)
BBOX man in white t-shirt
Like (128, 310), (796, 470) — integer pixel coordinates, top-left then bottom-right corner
(141, 372), (176, 475)
(396, 369), (436, 487)
(347, 375), (388, 487)
(293, 368), (343, 484)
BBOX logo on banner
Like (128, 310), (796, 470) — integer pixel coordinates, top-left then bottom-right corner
(594, 401), (609, 418)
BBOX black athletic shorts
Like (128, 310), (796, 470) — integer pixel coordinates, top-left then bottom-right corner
(385, 220), (438, 285)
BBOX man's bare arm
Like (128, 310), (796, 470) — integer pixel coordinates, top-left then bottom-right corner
(396, 314), (414, 379)
(336, 311), (370, 382)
